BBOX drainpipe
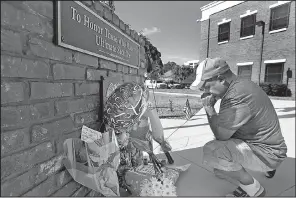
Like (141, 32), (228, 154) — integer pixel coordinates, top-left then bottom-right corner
(196, 18), (211, 59)
(206, 18), (211, 58)
(256, 20), (265, 84)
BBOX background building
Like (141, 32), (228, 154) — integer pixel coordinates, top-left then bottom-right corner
(184, 60), (199, 68)
(198, 1), (295, 96)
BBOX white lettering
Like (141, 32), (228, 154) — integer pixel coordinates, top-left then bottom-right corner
(84, 15), (90, 28)
(76, 13), (81, 23)
(71, 7), (77, 20)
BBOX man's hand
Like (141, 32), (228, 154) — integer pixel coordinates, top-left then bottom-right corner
(201, 93), (217, 107)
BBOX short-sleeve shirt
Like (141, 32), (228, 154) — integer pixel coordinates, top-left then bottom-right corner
(218, 78), (287, 169)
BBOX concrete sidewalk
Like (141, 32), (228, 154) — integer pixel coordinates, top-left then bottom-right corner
(156, 99), (295, 196)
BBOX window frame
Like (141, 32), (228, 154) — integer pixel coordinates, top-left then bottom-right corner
(269, 2), (291, 31)
(240, 14), (256, 38)
(264, 62), (285, 83)
(237, 65), (253, 80)
(218, 22), (231, 43)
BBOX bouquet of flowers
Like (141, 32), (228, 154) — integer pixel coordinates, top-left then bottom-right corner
(140, 176), (177, 196)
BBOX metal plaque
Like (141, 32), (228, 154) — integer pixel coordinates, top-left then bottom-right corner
(56, 1), (140, 68)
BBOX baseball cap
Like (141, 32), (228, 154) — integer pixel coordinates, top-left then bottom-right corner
(190, 57), (230, 90)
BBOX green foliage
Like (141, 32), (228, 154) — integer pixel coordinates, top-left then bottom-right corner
(259, 83), (292, 97)
(140, 35), (164, 80)
(172, 66), (194, 83)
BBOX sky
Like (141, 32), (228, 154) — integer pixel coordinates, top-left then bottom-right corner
(115, 1), (211, 65)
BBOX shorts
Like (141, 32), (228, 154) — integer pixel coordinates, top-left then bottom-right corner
(203, 138), (273, 172)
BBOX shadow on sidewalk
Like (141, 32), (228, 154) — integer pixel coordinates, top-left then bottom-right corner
(163, 123), (209, 130)
(157, 146), (295, 196)
(275, 107), (296, 112)
(278, 113), (296, 119)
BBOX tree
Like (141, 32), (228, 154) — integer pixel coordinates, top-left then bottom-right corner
(140, 35), (164, 80)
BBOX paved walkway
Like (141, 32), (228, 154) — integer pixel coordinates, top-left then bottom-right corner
(155, 99), (295, 196)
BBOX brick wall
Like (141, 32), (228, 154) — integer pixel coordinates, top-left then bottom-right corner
(1, 1), (146, 196)
(199, 1), (295, 96)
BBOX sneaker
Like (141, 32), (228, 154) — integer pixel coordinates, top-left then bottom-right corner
(265, 170), (276, 178)
(226, 186), (266, 197)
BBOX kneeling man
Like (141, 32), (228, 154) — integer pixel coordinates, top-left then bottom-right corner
(190, 58), (287, 197)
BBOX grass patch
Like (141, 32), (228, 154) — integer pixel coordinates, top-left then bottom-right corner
(148, 92), (203, 119)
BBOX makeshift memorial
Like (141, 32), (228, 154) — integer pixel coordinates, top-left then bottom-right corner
(103, 82), (176, 194)
(62, 126), (120, 197)
(124, 163), (191, 196)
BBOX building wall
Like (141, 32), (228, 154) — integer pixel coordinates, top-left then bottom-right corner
(199, 1), (295, 95)
(1, 1), (146, 196)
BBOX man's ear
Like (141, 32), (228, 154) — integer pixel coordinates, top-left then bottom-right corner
(217, 75), (225, 82)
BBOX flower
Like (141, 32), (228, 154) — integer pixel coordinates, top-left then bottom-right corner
(139, 176), (177, 196)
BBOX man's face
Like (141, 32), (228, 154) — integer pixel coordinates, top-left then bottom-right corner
(201, 78), (228, 98)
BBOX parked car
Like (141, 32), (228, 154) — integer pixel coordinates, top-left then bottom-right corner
(145, 80), (166, 89)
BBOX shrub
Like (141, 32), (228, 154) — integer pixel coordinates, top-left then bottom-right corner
(259, 83), (292, 97)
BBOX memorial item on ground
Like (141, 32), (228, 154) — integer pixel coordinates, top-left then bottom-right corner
(103, 82), (176, 194)
(62, 126), (120, 197)
(125, 163), (191, 196)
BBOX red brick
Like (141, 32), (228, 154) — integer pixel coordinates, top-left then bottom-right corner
(55, 169), (73, 188)
(1, 128), (30, 155)
(129, 67), (138, 75)
(130, 30), (137, 40)
(52, 180), (81, 196)
(75, 83), (100, 96)
(30, 82), (73, 100)
(22, 1), (53, 19)
(55, 96), (99, 115)
(1, 102), (53, 128)
(123, 74), (138, 83)
(123, 65), (130, 74)
(74, 111), (99, 126)
(117, 64), (123, 73)
(73, 52), (99, 68)
(125, 24), (131, 35)
(103, 6), (112, 22)
(112, 13), (120, 27)
(99, 59), (117, 71)
(94, 1), (104, 16)
(86, 69), (107, 80)
(23, 175), (57, 196)
(119, 19), (126, 31)
(1, 2), (53, 39)
(83, 1), (93, 6)
(1, 82), (25, 104)
(31, 116), (76, 143)
(28, 38), (72, 63)
(72, 186), (91, 197)
(53, 63), (85, 80)
(1, 55), (50, 79)
(140, 60), (146, 69)
(1, 29), (23, 53)
(1, 154), (64, 196)
(134, 32), (140, 43)
(1, 142), (54, 180)
(55, 130), (81, 154)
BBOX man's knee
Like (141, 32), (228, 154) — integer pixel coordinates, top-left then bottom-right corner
(203, 140), (225, 154)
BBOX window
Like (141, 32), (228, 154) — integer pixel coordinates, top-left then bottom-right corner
(238, 65), (252, 80)
(265, 63), (284, 83)
(240, 14), (256, 37)
(218, 22), (230, 42)
(269, 3), (290, 31)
